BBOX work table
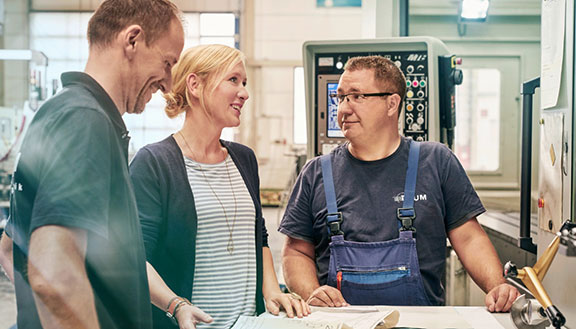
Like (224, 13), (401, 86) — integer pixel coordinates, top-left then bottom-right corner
(388, 306), (515, 329)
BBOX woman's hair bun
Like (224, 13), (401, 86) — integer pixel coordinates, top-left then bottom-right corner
(164, 92), (185, 118)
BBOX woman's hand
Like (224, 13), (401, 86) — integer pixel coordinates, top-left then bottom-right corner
(265, 291), (311, 318)
(175, 304), (214, 329)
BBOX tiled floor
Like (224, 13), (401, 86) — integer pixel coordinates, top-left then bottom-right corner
(0, 207), (287, 328)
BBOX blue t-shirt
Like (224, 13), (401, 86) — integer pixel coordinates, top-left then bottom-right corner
(279, 137), (485, 305)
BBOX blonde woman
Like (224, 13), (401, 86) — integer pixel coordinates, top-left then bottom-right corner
(130, 44), (309, 329)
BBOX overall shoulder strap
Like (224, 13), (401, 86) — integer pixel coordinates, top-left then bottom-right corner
(321, 154), (343, 236)
(397, 141), (421, 232)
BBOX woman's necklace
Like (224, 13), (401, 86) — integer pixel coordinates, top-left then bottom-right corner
(177, 131), (238, 254)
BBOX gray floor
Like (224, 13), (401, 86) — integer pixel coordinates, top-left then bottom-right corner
(0, 207), (287, 328)
(0, 269), (16, 329)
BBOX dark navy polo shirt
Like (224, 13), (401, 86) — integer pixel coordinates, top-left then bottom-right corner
(6, 72), (152, 328)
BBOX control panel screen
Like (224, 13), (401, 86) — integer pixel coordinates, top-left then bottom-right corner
(326, 82), (343, 138)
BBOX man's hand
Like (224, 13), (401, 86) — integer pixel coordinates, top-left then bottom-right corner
(485, 283), (520, 312)
(265, 291), (310, 318)
(306, 285), (349, 307)
(174, 304), (213, 329)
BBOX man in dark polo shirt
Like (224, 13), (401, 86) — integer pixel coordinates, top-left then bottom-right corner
(0, 0), (184, 328)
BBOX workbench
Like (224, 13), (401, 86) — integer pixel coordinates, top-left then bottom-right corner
(388, 306), (515, 329)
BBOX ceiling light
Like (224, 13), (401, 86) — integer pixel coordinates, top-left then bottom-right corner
(459, 0), (490, 22)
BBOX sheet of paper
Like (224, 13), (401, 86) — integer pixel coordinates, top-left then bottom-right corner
(540, 0), (566, 109)
(231, 315), (342, 329)
(309, 306), (380, 313)
(252, 306), (399, 329)
(307, 307), (399, 329)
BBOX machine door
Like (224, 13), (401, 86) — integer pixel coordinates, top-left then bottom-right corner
(453, 56), (522, 206)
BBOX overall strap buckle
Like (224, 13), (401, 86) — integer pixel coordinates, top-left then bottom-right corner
(327, 212), (344, 236)
(397, 207), (417, 236)
(321, 154), (344, 237)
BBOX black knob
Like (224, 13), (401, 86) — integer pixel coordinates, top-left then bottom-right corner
(452, 69), (463, 85)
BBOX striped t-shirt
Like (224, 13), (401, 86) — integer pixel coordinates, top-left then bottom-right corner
(184, 155), (257, 329)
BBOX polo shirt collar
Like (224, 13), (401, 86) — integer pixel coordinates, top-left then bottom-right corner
(61, 72), (129, 139)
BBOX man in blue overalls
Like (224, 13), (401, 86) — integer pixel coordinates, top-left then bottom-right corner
(279, 55), (519, 312)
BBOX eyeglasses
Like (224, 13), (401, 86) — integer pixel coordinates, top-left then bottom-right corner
(329, 92), (394, 104)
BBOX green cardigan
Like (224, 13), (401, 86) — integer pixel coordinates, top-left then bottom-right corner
(130, 135), (268, 329)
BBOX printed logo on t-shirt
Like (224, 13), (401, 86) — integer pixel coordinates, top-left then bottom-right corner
(393, 192), (427, 203)
(10, 182), (23, 194)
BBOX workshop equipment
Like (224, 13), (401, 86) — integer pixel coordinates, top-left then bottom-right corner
(504, 220), (575, 329)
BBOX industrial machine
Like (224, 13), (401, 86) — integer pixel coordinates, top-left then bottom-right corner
(504, 220), (575, 329)
(505, 0), (576, 328)
(303, 37), (462, 159)
(0, 49), (49, 230)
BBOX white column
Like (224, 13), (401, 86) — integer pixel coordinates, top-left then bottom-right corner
(362, 0), (401, 38)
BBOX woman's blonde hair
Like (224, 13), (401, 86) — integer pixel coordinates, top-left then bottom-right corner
(164, 44), (246, 118)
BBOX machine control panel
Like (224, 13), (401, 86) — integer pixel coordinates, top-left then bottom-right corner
(314, 51), (430, 156)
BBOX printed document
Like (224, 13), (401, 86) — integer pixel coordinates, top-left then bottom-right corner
(230, 306), (399, 329)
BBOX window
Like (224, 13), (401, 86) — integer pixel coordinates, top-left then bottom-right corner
(29, 12), (237, 156)
(200, 13), (236, 47)
(29, 13), (91, 88)
(454, 68), (501, 171)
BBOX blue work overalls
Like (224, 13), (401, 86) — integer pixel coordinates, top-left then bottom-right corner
(321, 142), (431, 306)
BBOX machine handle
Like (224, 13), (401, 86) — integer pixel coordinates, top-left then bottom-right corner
(544, 305), (566, 329)
(504, 221), (573, 329)
(518, 77), (540, 254)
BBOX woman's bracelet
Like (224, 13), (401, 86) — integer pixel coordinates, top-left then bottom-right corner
(165, 297), (193, 326)
(173, 298), (192, 316)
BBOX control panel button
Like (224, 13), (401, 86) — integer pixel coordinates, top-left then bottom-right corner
(322, 143), (340, 155)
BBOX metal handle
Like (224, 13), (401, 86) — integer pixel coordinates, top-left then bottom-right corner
(519, 77), (540, 254)
(504, 221), (573, 329)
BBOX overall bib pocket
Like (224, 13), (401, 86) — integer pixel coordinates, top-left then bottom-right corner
(339, 273), (426, 305)
(339, 266), (410, 285)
